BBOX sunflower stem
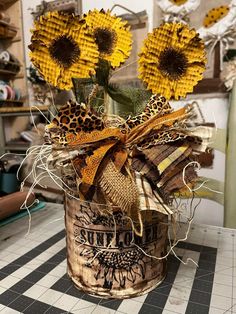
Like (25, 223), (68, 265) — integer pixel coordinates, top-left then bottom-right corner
(103, 90), (109, 116)
(72, 78), (79, 102)
(88, 84), (99, 108)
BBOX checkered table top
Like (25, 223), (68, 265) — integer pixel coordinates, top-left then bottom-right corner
(0, 203), (235, 314)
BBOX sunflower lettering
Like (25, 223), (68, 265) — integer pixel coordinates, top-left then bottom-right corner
(74, 224), (161, 249)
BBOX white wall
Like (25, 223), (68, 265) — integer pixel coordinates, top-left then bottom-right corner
(82, 0), (153, 27)
(22, 0), (43, 68)
(171, 95), (228, 226)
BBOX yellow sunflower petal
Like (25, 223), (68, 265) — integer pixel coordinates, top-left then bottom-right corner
(203, 5), (230, 28)
(170, 23), (197, 49)
(183, 36), (206, 64)
(31, 11), (70, 46)
(29, 11), (99, 90)
(29, 44), (61, 87)
(174, 64), (205, 98)
(138, 22), (206, 100)
(84, 9), (132, 68)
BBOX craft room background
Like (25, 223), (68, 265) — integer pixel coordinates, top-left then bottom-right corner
(1, 0), (236, 226)
(2, 1), (236, 313)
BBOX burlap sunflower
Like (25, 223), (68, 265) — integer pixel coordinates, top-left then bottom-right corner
(84, 9), (132, 68)
(138, 23), (206, 100)
(29, 11), (99, 90)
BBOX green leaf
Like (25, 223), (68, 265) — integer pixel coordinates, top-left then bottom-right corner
(223, 49), (236, 62)
(107, 84), (151, 116)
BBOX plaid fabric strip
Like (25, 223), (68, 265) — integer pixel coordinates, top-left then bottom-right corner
(142, 144), (177, 167)
(187, 126), (214, 152)
(157, 146), (192, 188)
(134, 171), (173, 215)
(162, 165), (197, 197)
(132, 157), (160, 185)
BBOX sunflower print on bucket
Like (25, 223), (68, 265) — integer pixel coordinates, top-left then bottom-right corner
(29, 11), (99, 90)
(84, 9), (132, 68)
(138, 23), (206, 100)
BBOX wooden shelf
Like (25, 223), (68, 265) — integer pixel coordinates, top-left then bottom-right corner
(0, 100), (23, 107)
(0, 36), (21, 43)
(193, 78), (227, 94)
(0, 27), (17, 39)
(0, 19), (17, 29)
(0, 68), (18, 76)
(0, 0), (17, 8)
(0, 0), (34, 154)
(0, 105), (53, 115)
(4, 142), (30, 151)
(0, 20), (18, 39)
(9, 36), (21, 43)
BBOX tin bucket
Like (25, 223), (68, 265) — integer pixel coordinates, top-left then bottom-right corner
(65, 194), (168, 299)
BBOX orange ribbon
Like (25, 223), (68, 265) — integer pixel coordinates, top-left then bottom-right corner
(66, 106), (189, 188)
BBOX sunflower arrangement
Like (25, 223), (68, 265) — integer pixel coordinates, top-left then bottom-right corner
(29, 9), (210, 231)
(138, 23), (206, 99)
(28, 9), (214, 298)
(29, 10), (132, 91)
(30, 11), (206, 100)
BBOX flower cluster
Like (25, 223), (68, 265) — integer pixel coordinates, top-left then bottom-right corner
(29, 9), (206, 99)
(29, 10), (132, 90)
(29, 8), (212, 239)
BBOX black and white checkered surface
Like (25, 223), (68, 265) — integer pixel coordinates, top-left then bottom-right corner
(0, 203), (235, 314)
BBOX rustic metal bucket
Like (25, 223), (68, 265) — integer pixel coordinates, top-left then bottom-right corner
(65, 194), (168, 298)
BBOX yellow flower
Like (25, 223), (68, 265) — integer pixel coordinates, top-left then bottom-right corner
(29, 11), (99, 90)
(203, 5), (230, 28)
(138, 23), (206, 100)
(84, 9), (132, 68)
(169, 0), (188, 5)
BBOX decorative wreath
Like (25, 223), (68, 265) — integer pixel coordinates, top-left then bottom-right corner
(198, 1), (236, 41)
(156, 0), (200, 22)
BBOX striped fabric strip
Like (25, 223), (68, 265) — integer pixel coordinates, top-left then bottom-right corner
(157, 145), (189, 174)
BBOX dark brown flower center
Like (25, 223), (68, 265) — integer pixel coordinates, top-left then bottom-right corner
(158, 47), (188, 80)
(49, 35), (80, 68)
(94, 28), (117, 55)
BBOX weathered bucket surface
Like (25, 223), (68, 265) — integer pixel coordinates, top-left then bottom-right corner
(65, 194), (168, 298)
